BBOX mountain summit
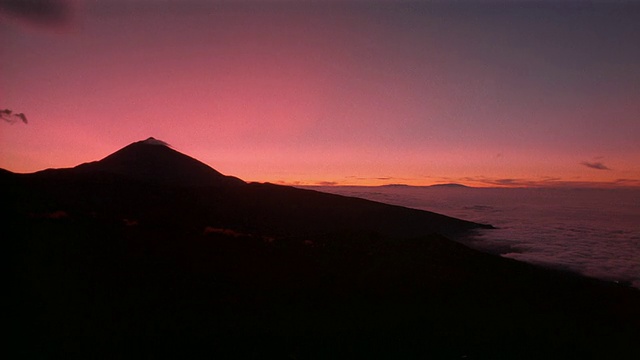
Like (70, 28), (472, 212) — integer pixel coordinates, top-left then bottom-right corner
(73, 137), (245, 186)
(140, 137), (171, 146)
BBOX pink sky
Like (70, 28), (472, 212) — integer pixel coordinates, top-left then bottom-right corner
(1, 1), (639, 187)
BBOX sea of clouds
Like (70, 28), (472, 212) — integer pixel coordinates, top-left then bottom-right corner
(303, 186), (640, 289)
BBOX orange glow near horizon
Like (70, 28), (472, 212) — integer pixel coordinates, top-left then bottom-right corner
(1, 1), (639, 188)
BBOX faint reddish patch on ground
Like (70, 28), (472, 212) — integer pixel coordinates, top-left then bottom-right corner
(29, 210), (69, 219)
(123, 219), (139, 226)
(203, 226), (246, 237)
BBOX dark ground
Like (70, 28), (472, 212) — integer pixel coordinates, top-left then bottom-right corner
(4, 142), (640, 359)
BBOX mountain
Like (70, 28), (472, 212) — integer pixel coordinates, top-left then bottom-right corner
(4, 138), (639, 359)
(70, 137), (245, 186)
(2, 138), (490, 238)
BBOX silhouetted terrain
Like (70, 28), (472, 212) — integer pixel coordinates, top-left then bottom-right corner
(4, 139), (639, 359)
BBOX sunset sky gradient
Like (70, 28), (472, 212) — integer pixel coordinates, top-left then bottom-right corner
(2, 0), (639, 187)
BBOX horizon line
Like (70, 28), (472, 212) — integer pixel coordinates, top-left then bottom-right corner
(277, 180), (640, 189)
(2, 165), (639, 190)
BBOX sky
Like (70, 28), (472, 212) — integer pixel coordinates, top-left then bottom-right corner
(1, 0), (639, 187)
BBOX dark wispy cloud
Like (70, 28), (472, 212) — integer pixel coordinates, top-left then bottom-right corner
(1, 109), (28, 124)
(459, 176), (604, 188)
(346, 176), (393, 181)
(457, 175), (636, 188)
(614, 179), (640, 187)
(460, 177), (538, 187)
(0, 0), (74, 27)
(317, 181), (338, 186)
(581, 161), (611, 170)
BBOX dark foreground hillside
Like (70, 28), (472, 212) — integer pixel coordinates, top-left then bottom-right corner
(6, 210), (639, 359)
(4, 140), (640, 359)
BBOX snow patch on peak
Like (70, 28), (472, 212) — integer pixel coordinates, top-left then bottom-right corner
(141, 137), (170, 147)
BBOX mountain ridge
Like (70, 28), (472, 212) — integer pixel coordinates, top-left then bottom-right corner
(1, 138), (492, 237)
(69, 137), (244, 187)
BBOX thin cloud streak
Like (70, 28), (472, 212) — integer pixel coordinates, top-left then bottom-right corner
(455, 176), (640, 188)
(316, 181), (338, 186)
(581, 161), (611, 170)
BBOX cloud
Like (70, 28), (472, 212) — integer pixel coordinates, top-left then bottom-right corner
(460, 177), (536, 187)
(1, 109), (28, 124)
(492, 178), (519, 186)
(457, 175), (638, 188)
(316, 181), (338, 186)
(581, 161), (611, 170)
(0, 0), (75, 28)
(615, 179), (640, 187)
(346, 176), (402, 182)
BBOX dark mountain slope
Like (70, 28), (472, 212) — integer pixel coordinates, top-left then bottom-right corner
(2, 138), (489, 239)
(71, 137), (244, 186)
(219, 182), (490, 238)
(6, 209), (639, 359)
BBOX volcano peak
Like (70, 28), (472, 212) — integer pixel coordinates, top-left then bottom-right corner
(140, 137), (170, 146)
(72, 138), (245, 187)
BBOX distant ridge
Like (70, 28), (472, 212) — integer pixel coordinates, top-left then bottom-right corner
(71, 137), (245, 187)
(429, 183), (470, 188)
(378, 183), (471, 188)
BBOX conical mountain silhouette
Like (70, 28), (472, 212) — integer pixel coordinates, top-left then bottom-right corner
(1, 137), (490, 236)
(74, 137), (244, 186)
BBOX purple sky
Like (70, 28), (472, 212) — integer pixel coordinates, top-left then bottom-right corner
(1, 0), (639, 187)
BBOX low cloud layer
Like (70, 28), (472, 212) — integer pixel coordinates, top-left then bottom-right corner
(581, 161), (611, 170)
(1, 109), (28, 124)
(314, 185), (640, 288)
